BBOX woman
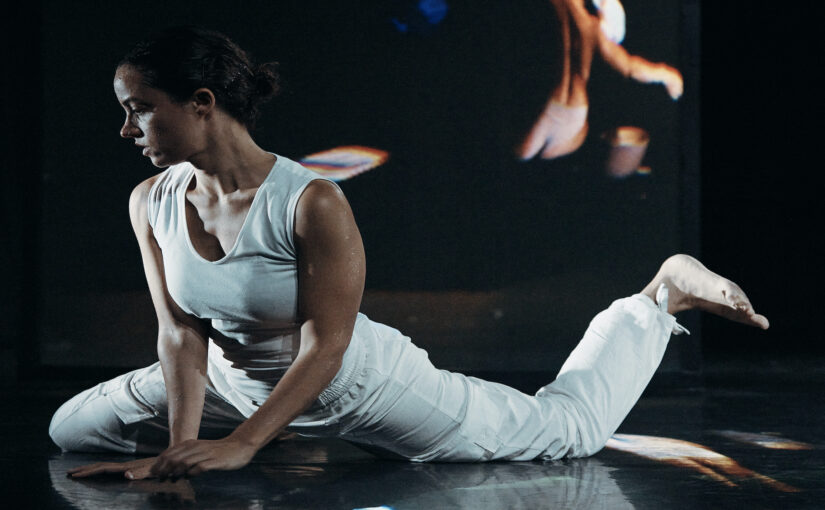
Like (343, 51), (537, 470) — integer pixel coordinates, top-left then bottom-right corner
(53, 26), (767, 481)
(516, 0), (684, 160)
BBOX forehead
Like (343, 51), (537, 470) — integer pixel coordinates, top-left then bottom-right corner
(113, 65), (166, 104)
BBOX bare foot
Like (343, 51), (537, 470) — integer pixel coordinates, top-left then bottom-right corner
(641, 254), (769, 329)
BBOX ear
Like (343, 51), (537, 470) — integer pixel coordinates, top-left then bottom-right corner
(191, 88), (216, 117)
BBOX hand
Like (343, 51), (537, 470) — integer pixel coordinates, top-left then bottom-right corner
(67, 456), (158, 480)
(149, 438), (258, 480)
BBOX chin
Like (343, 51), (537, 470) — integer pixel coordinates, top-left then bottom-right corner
(148, 154), (179, 168)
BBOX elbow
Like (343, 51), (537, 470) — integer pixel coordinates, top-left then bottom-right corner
(156, 331), (183, 360)
(297, 340), (348, 381)
(305, 343), (347, 370)
(156, 329), (206, 363)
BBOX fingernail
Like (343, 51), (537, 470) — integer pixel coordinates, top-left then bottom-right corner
(125, 472), (134, 479)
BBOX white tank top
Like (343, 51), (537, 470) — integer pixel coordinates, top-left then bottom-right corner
(147, 154), (366, 416)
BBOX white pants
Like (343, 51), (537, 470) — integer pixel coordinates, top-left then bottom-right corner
(49, 293), (681, 461)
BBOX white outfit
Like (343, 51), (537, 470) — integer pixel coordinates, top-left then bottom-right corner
(592, 0), (626, 44)
(49, 154), (685, 461)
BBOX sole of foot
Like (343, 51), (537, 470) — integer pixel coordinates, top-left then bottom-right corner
(644, 254), (769, 330)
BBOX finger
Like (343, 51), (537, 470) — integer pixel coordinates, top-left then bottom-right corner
(155, 440), (205, 464)
(158, 455), (212, 481)
(152, 445), (206, 479)
(186, 459), (220, 477)
(155, 459), (192, 482)
(125, 464), (155, 480)
(69, 463), (126, 478)
(176, 449), (214, 468)
(151, 448), (188, 477)
(67, 463), (103, 474)
(150, 456), (173, 479)
(69, 464), (114, 477)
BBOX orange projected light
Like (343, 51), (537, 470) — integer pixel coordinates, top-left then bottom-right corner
(300, 146), (390, 182)
(605, 434), (800, 493)
(709, 430), (814, 450)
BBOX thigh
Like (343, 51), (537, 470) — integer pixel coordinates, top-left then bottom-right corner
(320, 325), (567, 462)
(49, 362), (246, 454)
(326, 329), (488, 461)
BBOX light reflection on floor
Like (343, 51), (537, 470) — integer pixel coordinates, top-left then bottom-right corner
(606, 433), (801, 492)
(708, 429), (814, 450)
(6, 364), (825, 509)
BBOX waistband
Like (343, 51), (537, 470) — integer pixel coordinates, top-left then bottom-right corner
(315, 327), (367, 407)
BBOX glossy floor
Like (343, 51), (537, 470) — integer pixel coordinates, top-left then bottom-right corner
(3, 361), (824, 509)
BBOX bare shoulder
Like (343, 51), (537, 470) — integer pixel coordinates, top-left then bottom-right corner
(294, 179), (358, 241)
(296, 180), (349, 222)
(129, 172), (165, 229)
(299, 179), (346, 208)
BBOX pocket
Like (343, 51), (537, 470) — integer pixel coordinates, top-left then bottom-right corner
(456, 381), (505, 460)
(108, 365), (165, 425)
(459, 423), (503, 460)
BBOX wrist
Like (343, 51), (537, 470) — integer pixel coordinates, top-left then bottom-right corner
(227, 426), (267, 451)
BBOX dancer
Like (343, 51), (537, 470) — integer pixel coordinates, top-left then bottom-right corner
(53, 27), (767, 481)
(516, 0), (684, 161)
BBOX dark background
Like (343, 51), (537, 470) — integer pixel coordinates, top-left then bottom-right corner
(2, 1), (821, 384)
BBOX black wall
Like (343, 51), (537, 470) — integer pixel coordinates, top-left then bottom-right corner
(700, 2), (823, 360)
(3, 1), (818, 381)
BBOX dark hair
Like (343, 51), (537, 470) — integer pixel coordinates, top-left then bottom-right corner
(119, 26), (280, 129)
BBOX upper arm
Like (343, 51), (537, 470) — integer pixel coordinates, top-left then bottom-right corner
(294, 180), (366, 355)
(129, 177), (208, 342)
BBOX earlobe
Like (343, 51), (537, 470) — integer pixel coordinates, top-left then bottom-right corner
(192, 88), (216, 116)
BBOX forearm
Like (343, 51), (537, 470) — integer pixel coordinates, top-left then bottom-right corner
(624, 56), (671, 85)
(228, 345), (345, 449)
(599, 34), (666, 83)
(157, 329), (208, 446)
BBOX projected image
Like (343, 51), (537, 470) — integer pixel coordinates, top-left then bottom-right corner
(299, 146), (390, 182)
(515, 0), (682, 166)
(37, 0), (693, 374)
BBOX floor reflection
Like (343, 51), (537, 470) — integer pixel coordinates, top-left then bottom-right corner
(708, 430), (814, 451)
(49, 438), (634, 509)
(606, 433), (801, 492)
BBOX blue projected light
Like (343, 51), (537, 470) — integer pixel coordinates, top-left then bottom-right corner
(391, 0), (449, 34)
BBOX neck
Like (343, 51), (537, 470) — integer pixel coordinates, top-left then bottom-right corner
(186, 121), (276, 196)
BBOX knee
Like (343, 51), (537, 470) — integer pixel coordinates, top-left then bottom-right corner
(572, 432), (608, 458)
(48, 385), (124, 453)
(539, 390), (612, 459)
(49, 399), (81, 451)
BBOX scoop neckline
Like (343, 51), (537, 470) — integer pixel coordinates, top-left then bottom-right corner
(180, 155), (280, 264)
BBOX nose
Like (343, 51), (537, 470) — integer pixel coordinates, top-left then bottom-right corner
(120, 116), (142, 139)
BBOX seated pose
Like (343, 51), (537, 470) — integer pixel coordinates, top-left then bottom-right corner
(54, 27), (767, 481)
(516, 0), (684, 161)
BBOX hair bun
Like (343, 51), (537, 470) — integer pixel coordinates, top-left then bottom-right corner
(120, 26), (280, 130)
(252, 62), (281, 101)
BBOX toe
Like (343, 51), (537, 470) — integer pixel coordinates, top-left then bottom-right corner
(751, 313), (770, 330)
(721, 284), (754, 312)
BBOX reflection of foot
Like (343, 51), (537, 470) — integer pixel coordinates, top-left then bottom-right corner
(642, 254), (770, 329)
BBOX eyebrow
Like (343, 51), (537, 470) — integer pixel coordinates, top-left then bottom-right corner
(121, 97), (150, 108)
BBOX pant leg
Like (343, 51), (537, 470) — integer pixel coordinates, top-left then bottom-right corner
(293, 293), (680, 462)
(49, 361), (247, 454)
